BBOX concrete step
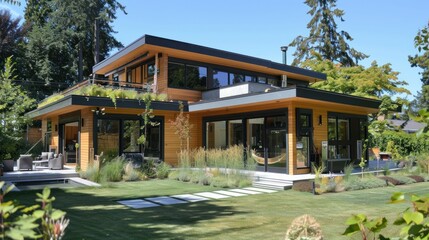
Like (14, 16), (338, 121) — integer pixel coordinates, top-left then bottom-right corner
(253, 176), (293, 184)
(252, 180), (293, 191)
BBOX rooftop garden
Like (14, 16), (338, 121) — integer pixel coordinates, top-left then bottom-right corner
(37, 83), (168, 109)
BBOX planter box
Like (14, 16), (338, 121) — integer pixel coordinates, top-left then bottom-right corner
(2, 159), (15, 172)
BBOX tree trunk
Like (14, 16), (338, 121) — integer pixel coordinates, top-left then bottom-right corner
(78, 41), (83, 82)
(94, 19), (100, 64)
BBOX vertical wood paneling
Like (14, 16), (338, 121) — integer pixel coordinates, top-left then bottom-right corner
(80, 108), (93, 171)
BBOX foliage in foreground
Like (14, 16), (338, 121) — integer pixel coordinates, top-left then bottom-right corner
(344, 192), (429, 239)
(0, 182), (69, 240)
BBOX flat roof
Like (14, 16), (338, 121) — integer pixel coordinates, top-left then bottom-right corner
(26, 95), (186, 119)
(93, 35), (326, 81)
(189, 86), (381, 112)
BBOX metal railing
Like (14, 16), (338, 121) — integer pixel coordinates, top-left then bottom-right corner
(61, 78), (153, 97)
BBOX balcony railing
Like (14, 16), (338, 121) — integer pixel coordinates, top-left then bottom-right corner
(61, 78), (154, 97)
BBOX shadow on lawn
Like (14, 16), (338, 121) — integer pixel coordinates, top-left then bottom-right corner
(11, 188), (251, 240)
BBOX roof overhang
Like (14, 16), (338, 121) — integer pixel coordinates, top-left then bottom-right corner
(26, 95), (186, 119)
(93, 35), (326, 81)
(189, 86), (381, 112)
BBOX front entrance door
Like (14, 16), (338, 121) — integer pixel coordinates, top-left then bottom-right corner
(60, 121), (80, 166)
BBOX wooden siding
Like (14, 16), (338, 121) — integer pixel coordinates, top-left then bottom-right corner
(80, 108), (93, 171)
(26, 127), (42, 145)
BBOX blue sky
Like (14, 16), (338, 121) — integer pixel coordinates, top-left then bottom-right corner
(2, 0), (428, 99)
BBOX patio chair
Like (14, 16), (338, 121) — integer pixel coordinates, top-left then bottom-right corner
(17, 154), (33, 171)
(33, 152), (54, 168)
(49, 154), (63, 170)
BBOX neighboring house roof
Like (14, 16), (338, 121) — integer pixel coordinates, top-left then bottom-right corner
(92, 35), (326, 81)
(388, 119), (426, 133)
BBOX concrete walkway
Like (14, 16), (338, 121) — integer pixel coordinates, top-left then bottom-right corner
(117, 187), (277, 209)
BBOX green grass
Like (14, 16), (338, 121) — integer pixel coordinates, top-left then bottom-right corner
(8, 180), (429, 239)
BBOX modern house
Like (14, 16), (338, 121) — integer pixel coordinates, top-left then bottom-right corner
(27, 35), (381, 175)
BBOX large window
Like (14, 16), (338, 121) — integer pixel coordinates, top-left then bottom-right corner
(123, 120), (140, 153)
(212, 70), (229, 88)
(96, 116), (163, 159)
(168, 62), (185, 88)
(328, 117), (350, 159)
(168, 62), (207, 90)
(186, 65), (207, 89)
(97, 119), (120, 155)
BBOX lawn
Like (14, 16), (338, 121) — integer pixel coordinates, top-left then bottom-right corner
(8, 180), (429, 240)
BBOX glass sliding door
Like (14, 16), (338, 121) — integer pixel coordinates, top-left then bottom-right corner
(266, 129), (287, 171)
(228, 119), (243, 146)
(247, 118), (265, 169)
(247, 116), (287, 173)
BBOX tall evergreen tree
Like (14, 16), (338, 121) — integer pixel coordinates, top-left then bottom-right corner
(24, 0), (126, 100)
(409, 21), (429, 111)
(0, 9), (28, 70)
(289, 0), (367, 67)
(0, 57), (35, 160)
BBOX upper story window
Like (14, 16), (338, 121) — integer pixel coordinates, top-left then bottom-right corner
(168, 62), (207, 90)
(168, 58), (281, 90)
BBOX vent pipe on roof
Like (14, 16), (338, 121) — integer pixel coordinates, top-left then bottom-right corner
(280, 46), (288, 65)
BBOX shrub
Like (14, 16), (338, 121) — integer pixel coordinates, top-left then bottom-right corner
(168, 169), (180, 180)
(416, 152), (429, 173)
(80, 165), (101, 183)
(292, 181), (314, 193)
(211, 175), (229, 188)
(285, 214), (323, 240)
(156, 162), (171, 179)
(178, 170), (192, 182)
(100, 156), (125, 182)
(344, 176), (387, 191)
(141, 159), (157, 178)
(123, 162), (142, 181)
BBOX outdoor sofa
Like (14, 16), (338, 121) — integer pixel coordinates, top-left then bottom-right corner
(17, 154), (33, 170)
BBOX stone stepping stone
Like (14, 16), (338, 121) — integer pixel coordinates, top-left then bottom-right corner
(171, 194), (210, 202)
(117, 199), (160, 209)
(244, 187), (277, 193)
(214, 190), (247, 197)
(229, 189), (263, 195)
(145, 196), (187, 205)
(194, 192), (230, 199)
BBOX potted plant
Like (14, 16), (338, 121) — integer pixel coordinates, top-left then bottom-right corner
(2, 154), (15, 172)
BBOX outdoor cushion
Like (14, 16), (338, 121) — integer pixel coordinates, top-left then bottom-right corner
(40, 152), (54, 160)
